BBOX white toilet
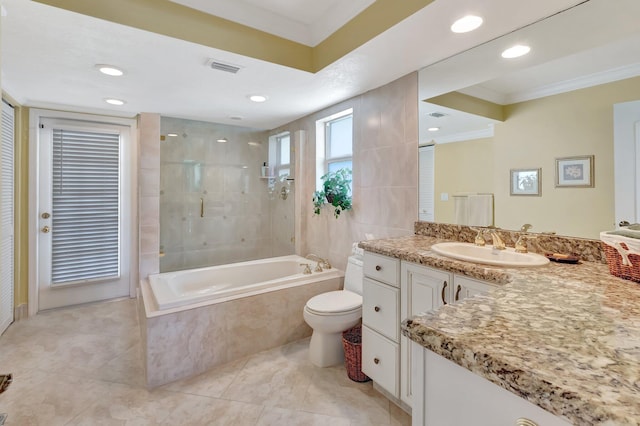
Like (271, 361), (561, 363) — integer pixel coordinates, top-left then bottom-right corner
(303, 251), (363, 367)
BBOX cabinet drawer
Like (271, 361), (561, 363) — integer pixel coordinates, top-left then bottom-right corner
(364, 252), (400, 287)
(362, 325), (399, 398)
(363, 278), (399, 341)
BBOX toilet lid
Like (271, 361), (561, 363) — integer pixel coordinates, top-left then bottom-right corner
(306, 290), (362, 313)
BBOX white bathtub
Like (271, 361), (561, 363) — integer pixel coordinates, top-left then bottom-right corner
(149, 254), (342, 310)
(139, 254), (344, 387)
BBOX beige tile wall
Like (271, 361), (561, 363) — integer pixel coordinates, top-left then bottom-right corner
(273, 73), (419, 270)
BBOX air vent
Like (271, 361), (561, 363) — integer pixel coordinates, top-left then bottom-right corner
(428, 111), (448, 118)
(207, 59), (242, 74)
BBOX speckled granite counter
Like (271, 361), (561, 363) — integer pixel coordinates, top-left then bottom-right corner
(360, 235), (640, 426)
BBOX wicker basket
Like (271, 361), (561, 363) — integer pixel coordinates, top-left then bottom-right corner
(600, 231), (640, 283)
(342, 325), (370, 383)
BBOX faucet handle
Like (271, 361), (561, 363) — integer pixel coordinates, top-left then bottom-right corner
(520, 223), (533, 233)
(321, 259), (331, 269)
(313, 262), (323, 273)
(472, 228), (486, 246)
(299, 263), (312, 274)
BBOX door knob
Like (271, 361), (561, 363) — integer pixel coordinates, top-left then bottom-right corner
(41, 226), (50, 233)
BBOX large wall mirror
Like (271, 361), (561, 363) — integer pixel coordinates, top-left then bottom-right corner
(418, 0), (640, 239)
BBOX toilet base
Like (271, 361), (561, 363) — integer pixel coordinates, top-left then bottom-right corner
(308, 330), (345, 368)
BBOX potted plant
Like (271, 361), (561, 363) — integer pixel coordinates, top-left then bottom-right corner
(313, 168), (352, 218)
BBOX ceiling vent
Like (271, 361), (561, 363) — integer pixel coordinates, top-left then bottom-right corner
(428, 111), (448, 118)
(206, 59), (242, 74)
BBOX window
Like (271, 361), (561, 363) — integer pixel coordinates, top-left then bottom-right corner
(316, 108), (353, 190)
(275, 132), (290, 177)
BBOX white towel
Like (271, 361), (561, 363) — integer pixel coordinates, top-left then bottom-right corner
(467, 194), (493, 227)
(454, 196), (468, 225)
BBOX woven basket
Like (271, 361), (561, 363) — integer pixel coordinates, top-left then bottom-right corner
(600, 231), (640, 283)
(341, 325), (370, 383)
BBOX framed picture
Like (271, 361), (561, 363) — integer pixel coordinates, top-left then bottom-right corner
(510, 168), (541, 196)
(555, 155), (594, 188)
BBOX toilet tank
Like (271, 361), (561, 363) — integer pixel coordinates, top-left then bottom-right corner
(343, 254), (363, 295)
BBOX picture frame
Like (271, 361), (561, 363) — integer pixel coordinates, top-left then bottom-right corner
(510, 168), (541, 196)
(555, 155), (594, 188)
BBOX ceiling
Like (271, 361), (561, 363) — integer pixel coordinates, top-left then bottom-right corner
(2, 0), (636, 131)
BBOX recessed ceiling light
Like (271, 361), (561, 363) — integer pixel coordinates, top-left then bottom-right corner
(428, 127), (440, 132)
(248, 141), (261, 146)
(501, 45), (531, 59)
(217, 138), (228, 143)
(96, 64), (124, 76)
(229, 116), (243, 121)
(167, 133), (178, 137)
(450, 15), (483, 33)
(248, 95), (268, 103)
(104, 98), (125, 106)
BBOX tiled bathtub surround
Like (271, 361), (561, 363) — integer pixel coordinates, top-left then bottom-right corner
(414, 221), (606, 263)
(159, 117), (294, 272)
(138, 276), (341, 388)
(360, 235), (640, 425)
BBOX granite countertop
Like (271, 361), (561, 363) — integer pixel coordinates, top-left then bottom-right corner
(360, 235), (640, 426)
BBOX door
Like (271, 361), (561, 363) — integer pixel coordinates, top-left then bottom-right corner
(453, 275), (494, 303)
(37, 117), (132, 310)
(0, 101), (15, 334)
(614, 100), (640, 226)
(400, 262), (452, 406)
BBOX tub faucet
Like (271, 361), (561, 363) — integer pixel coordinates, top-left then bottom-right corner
(306, 254), (331, 270)
(299, 263), (312, 274)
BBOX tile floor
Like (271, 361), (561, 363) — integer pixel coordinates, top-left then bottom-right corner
(0, 298), (411, 425)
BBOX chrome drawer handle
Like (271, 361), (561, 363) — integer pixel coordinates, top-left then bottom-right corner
(374, 306), (380, 312)
(375, 265), (382, 271)
(374, 358), (380, 365)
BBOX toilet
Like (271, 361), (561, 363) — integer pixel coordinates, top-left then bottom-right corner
(303, 250), (363, 368)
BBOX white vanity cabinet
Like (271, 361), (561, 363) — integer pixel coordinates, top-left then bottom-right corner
(411, 342), (572, 426)
(362, 252), (497, 409)
(362, 251), (401, 398)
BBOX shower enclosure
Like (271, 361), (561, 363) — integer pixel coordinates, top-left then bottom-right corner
(159, 117), (295, 272)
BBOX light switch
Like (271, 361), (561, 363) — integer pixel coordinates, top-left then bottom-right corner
(440, 193), (449, 201)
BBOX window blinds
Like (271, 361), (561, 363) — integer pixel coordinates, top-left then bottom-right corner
(51, 128), (120, 286)
(418, 145), (435, 221)
(0, 100), (15, 334)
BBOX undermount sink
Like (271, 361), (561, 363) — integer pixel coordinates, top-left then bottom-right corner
(431, 242), (550, 267)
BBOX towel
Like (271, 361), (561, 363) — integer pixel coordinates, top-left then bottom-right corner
(467, 194), (493, 227)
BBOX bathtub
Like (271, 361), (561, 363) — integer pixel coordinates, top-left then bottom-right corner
(148, 255), (342, 310)
(138, 254), (344, 388)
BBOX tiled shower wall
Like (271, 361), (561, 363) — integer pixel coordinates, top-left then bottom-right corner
(159, 117), (294, 272)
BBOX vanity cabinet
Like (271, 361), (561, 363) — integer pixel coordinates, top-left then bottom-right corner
(411, 341), (571, 426)
(362, 252), (401, 398)
(362, 252), (497, 408)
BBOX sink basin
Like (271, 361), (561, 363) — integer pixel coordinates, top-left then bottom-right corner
(431, 242), (550, 267)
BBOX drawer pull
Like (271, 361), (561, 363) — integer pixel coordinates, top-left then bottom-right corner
(441, 281), (448, 305)
(374, 357), (380, 364)
(374, 306), (381, 312)
(375, 265), (382, 271)
(455, 284), (461, 301)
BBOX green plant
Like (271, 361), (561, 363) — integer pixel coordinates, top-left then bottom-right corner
(312, 168), (352, 218)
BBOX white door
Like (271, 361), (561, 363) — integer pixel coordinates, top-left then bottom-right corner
(614, 100), (640, 226)
(0, 101), (15, 334)
(37, 117), (132, 310)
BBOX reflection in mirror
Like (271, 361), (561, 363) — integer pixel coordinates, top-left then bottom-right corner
(418, 0), (640, 239)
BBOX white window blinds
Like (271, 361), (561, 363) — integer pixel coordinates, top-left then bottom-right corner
(418, 145), (435, 221)
(1, 100), (15, 334)
(51, 128), (120, 286)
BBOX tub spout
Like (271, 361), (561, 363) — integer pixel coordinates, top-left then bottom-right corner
(306, 254), (331, 270)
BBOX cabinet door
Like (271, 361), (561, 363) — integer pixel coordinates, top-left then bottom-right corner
(453, 275), (496, 303)
(400, 262), (452, 407)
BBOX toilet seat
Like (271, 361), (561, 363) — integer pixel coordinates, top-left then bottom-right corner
(305, 290), (362, 315)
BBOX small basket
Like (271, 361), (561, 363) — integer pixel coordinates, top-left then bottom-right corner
(600, 231), (640, 283)
(342, 325), (370, 383)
